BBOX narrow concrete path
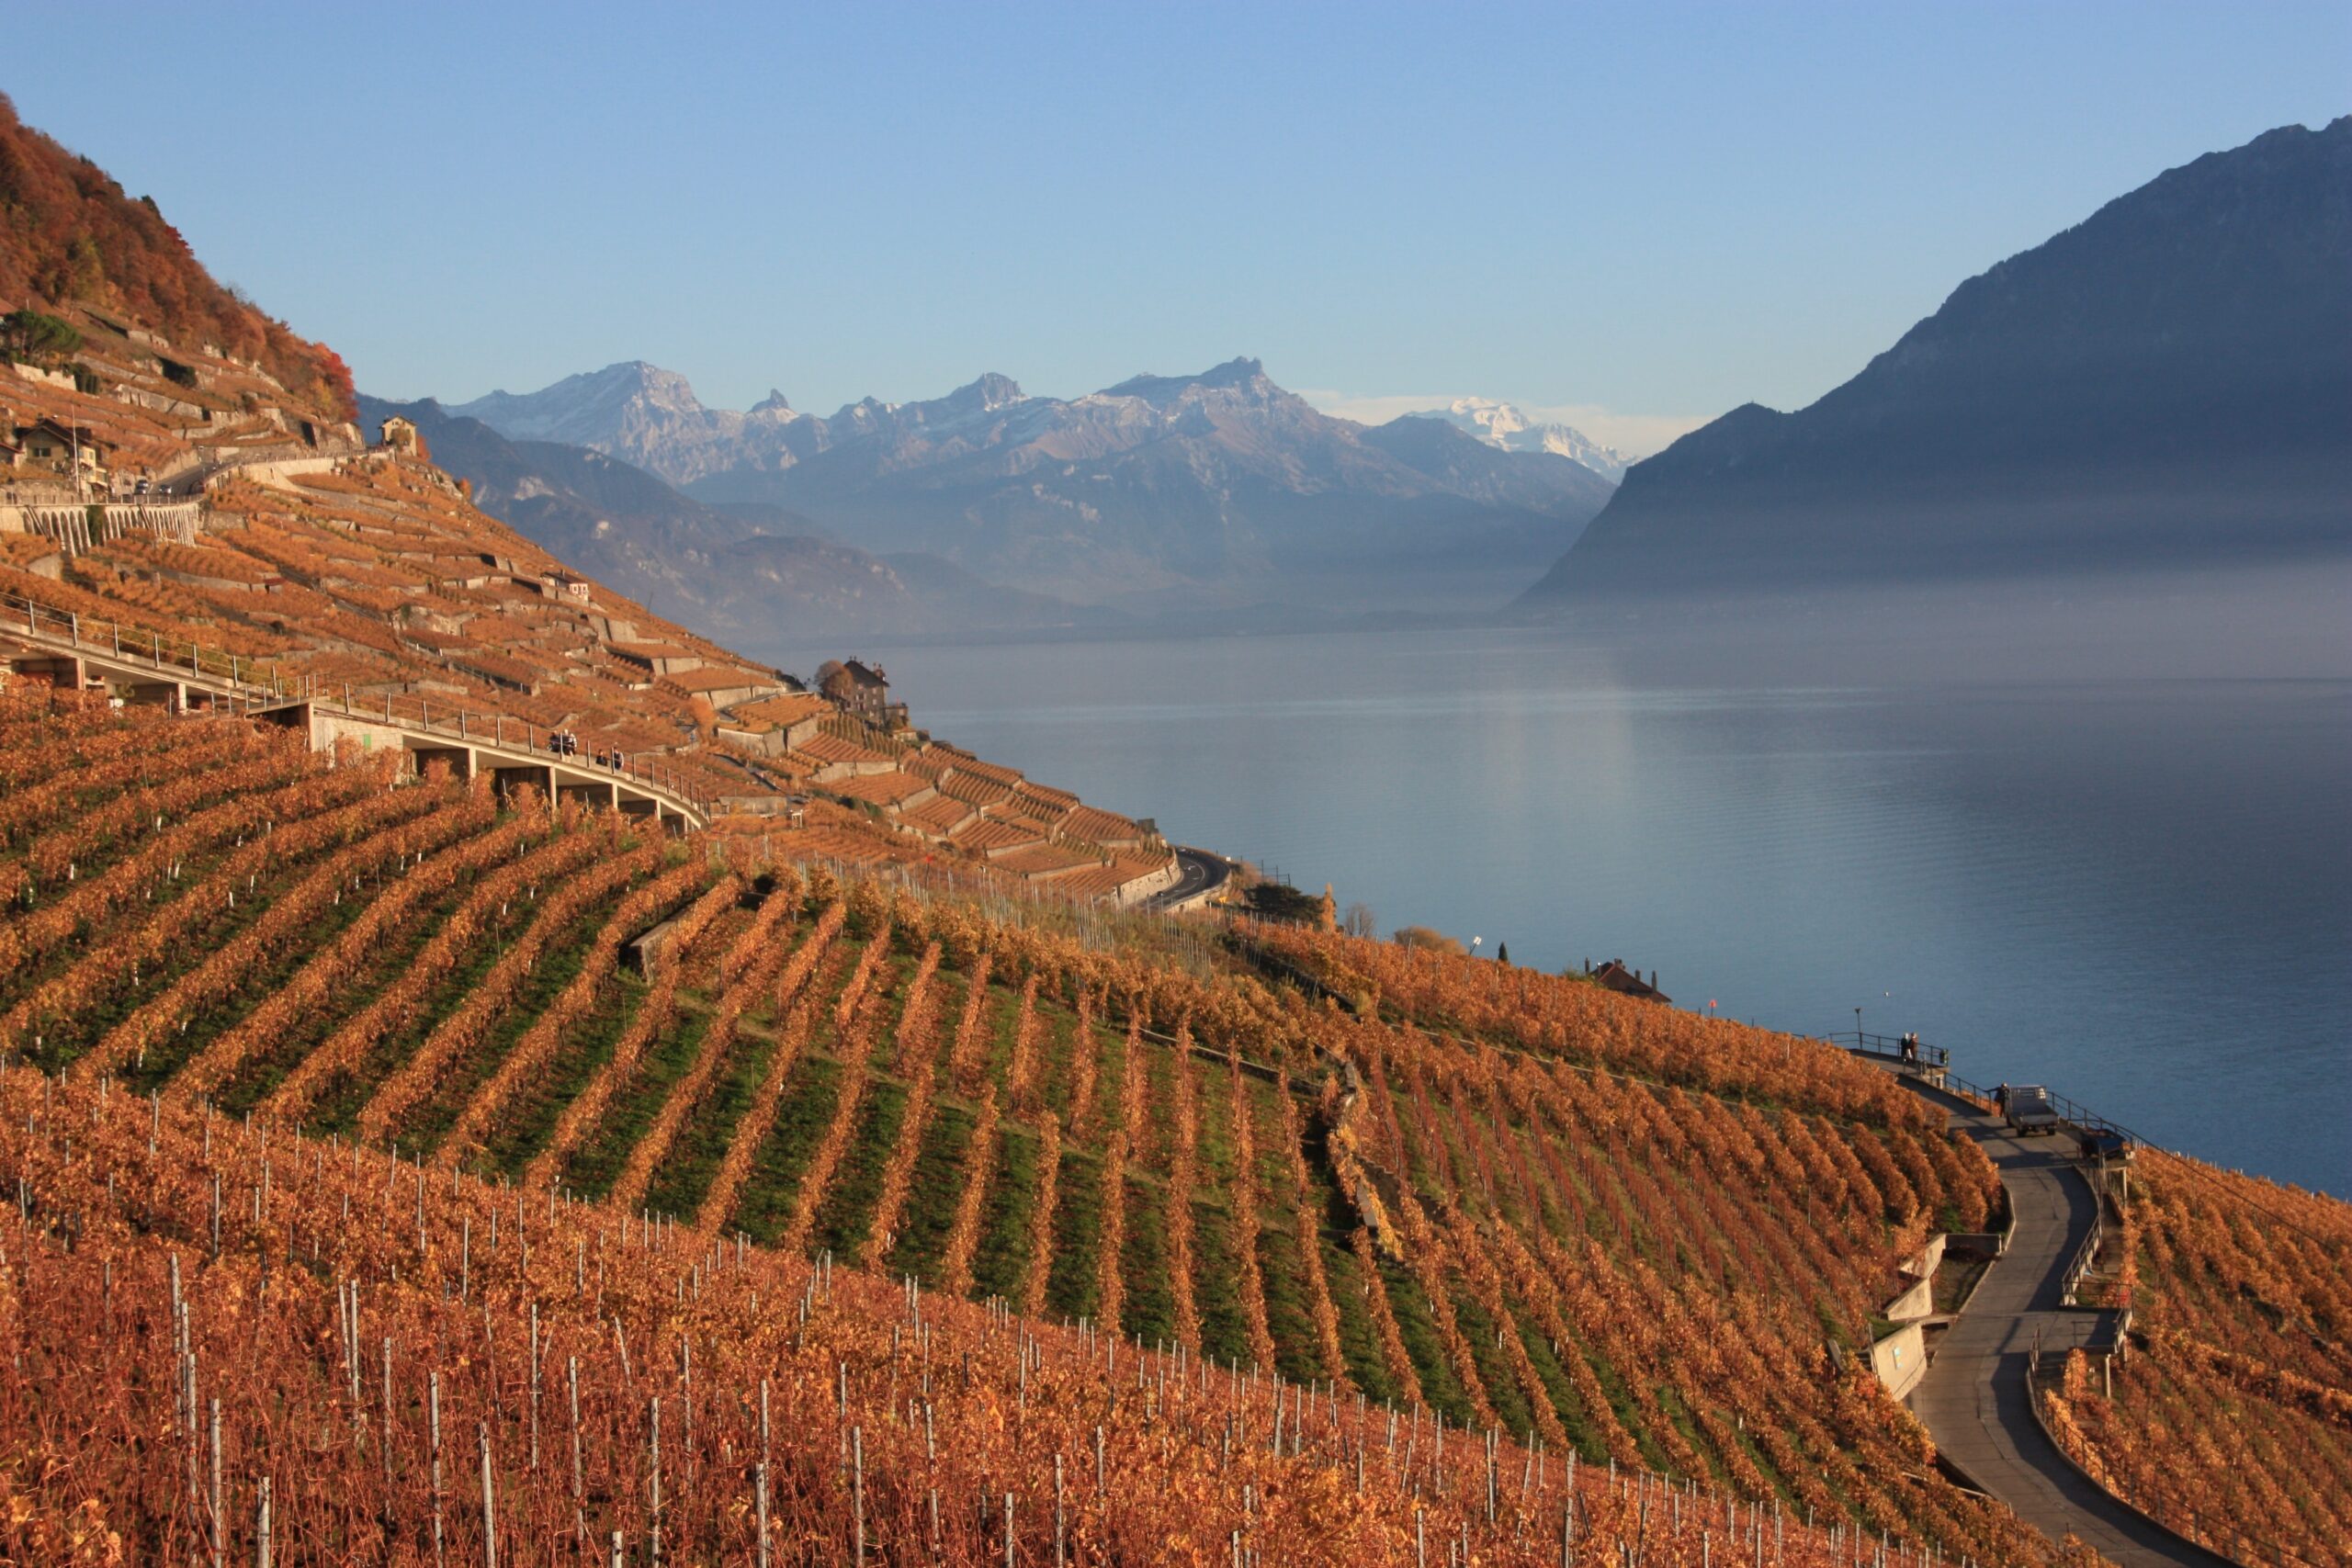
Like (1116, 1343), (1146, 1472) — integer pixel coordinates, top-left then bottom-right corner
(1891, 1077), (2233, 1567)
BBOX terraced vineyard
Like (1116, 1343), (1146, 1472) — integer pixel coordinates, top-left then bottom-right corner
(2, 1066), (1958, 1566)
(2040, 1150), (2352, 1564)
(2, 684), (2080, 1562)
(1251, 929), (2035, 1560)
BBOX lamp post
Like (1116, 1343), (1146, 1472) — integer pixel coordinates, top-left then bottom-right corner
(1854, 1005), (1863, 1043)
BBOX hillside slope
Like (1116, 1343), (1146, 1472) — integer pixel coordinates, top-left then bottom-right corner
(1522, 117), (2352, 604)
(2040, 1147), (2352, 1563)
(0, 684), (2091, 1565)
(0, 130), (1170, 899)
(0, 93), (353, 421)
(2, 1024), (1962, 1565)
(0, 410), (1171, 893)
(357, 394), (1123, 647)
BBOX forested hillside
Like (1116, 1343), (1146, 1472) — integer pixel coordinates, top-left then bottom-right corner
(0, 94), (353, 420)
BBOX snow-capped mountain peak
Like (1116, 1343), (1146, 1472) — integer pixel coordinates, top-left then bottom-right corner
(1418, 398), (1631, 482)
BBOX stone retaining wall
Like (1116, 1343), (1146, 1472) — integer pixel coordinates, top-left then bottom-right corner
(1108, 855), (1182, 908)
(1871, 1321), (1928, 1401)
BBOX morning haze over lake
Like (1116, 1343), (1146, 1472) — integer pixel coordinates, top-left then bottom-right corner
(828, 591), (2352, 1196)
(4, 6), (2346, 1562)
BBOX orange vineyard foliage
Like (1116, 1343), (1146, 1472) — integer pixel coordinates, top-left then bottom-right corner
(0, 682), (2229, 1564)
(2, 1067), (1951, 1566)
(2038, 1149), (2352, 1565)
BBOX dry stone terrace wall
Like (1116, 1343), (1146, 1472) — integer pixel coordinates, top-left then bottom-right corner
(4, 362), (1172, 892)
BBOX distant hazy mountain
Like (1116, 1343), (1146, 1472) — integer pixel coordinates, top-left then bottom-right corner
(451, 363), (811, 488)
(1413, 399), (1632, 481)
(1521, 117), (2352, 605)
(359, 396), (1120, 649)
(457, 357), (1613, 613)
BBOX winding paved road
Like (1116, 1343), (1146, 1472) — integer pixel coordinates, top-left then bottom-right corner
(1894, 1076), (2233, 1567)
(1148, 845), (1233, 911)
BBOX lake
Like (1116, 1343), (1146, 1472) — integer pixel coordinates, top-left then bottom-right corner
(805, 614), (2352, 1194)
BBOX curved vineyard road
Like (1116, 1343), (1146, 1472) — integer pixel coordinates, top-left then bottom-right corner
(1894, 1077), (2234, 1568)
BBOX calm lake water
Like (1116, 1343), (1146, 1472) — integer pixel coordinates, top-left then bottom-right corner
(809, 621), (2351, 1194)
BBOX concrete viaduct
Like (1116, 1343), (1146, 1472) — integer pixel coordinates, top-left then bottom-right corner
(0, 588), (709, 830)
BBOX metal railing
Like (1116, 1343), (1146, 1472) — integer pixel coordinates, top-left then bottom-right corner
(294, 682), (711, 822)
(0, 585), (710, 823)
(1821, 1029), (1948, 1068)
(2, 586), (298, 703)
(2061, 1168), (2113, 1308)
(1838, 1034), (2153, 1154)
(2022, 1084), (2146, 1147)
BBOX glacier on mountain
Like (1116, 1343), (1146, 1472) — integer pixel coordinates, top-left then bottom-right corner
(1412, 399), (1632, 482)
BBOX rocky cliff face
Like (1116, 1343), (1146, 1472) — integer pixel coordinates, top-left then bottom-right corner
(1521, 116), (2352, 604)
(459, 356), (1613, 612)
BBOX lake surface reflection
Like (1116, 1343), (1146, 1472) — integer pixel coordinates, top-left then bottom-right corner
(817, 626), (2350, 1193)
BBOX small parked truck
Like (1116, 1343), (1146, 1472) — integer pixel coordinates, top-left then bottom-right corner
(2075, 1127), (2131, 1162)
(2006, 1085), (2061, 1136)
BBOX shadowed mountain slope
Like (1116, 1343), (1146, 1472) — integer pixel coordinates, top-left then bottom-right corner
(1522, 117), (2352, 604)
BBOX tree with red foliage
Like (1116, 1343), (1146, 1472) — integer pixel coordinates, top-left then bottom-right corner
(0, 93), (356, 420)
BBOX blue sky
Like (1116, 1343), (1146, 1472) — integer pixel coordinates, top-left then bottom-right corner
(7, 2), (2343, 453)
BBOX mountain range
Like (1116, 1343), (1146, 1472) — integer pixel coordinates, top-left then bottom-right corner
(446, 357), (1616, 615)
(1521, 116), (2352, 605)
(408, 116), (2348, 632)
(356, 395), (1119, 651)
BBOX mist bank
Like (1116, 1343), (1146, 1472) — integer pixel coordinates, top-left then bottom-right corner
(754, 558), (2352, 692)
(1522, 558), (2352, 689)
(763, 613), (2349, 1192)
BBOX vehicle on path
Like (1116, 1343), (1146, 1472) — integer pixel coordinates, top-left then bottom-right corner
(2005, 1084), (2061, 1135)
(2075, 1126), (2132, 1162)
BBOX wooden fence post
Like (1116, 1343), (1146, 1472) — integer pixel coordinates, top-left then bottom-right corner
(479, 1425), (496, 1568)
